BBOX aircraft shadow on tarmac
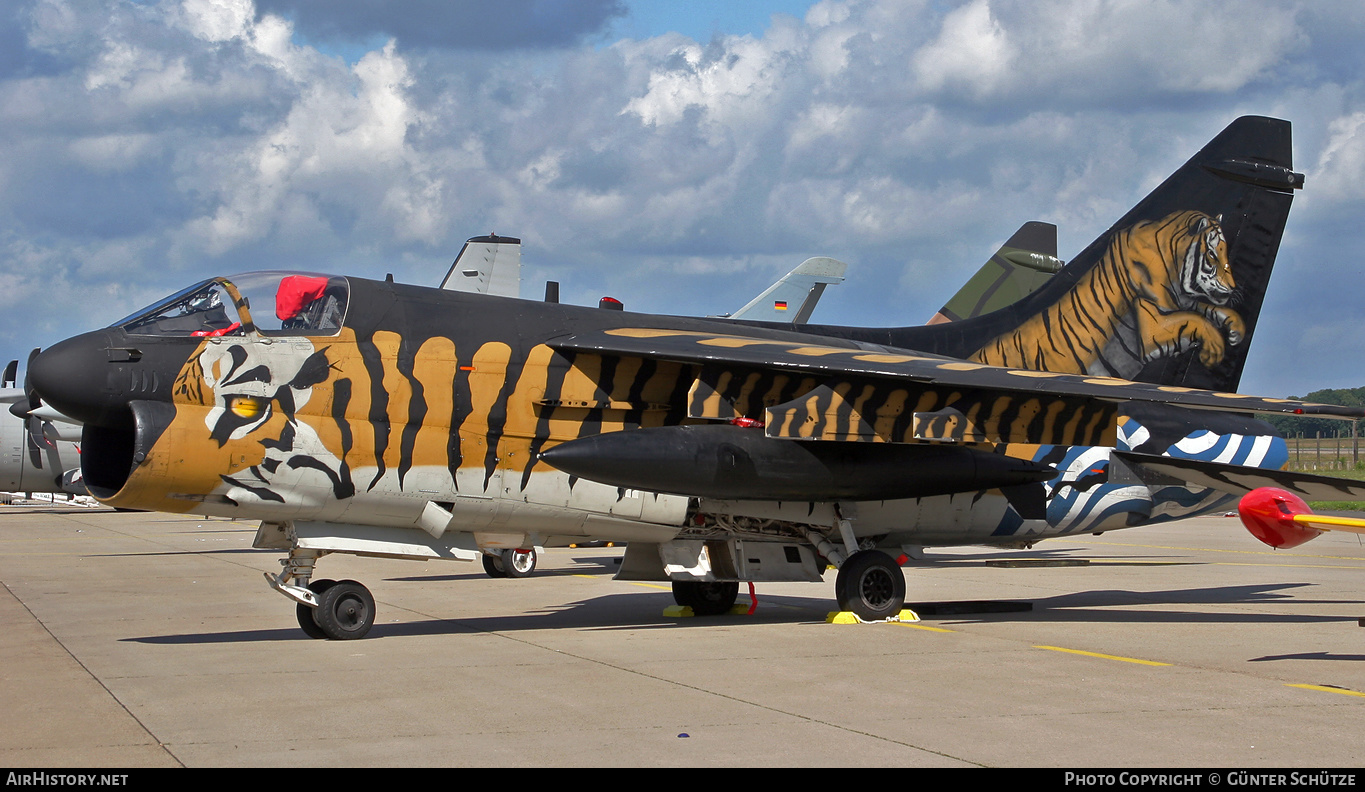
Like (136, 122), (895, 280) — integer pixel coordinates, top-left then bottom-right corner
(120, 579), (1364, 646)
(121, 589), (836, 645)
(1249, 652), (1365, 663)
(90, 549), (264, 558)
(937, 581), (1364, 627)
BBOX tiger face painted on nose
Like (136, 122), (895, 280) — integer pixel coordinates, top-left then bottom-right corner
(198, 339), (355, 507)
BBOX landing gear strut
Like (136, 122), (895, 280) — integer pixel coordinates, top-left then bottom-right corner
(269, 548), (378, 640)
(296, 579), (333, 639)
(834, 550), (906, 621)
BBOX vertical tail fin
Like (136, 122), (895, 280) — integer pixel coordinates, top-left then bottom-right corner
(878, 116), (1303, 392)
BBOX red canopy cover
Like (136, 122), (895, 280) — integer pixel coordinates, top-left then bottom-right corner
(276, 275), (329, 321)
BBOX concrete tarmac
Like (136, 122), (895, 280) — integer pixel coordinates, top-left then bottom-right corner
(2, 504), (1364, 768)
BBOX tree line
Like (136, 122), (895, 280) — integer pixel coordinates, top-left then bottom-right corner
(1257, 386), (1365, 438)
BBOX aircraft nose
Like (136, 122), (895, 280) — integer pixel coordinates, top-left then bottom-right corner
(29, 331), (124, 427)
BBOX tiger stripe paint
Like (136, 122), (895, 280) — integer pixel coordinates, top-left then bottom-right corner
(760, 379), (1119, 447)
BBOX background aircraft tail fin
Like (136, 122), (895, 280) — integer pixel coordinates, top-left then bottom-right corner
(440, 234), (522, 298)
(927, 221), (1061, 325)
(726, 256), (847, 324)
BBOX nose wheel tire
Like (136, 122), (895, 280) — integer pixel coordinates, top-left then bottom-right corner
(672, 580), (739, 616)
(295, 579), (335, 639)
(312, 580), (376, 640)
(834, 550), (906, 621)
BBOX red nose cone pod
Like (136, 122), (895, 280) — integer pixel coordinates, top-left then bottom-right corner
(1237, 487), (1322, 549)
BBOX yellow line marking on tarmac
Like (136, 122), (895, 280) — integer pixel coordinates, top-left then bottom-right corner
(896, 622), (956, 633)
(1286, 684), (1365, 699)
(1034, 645), (1171, 666)
(576, 577), (671, 591)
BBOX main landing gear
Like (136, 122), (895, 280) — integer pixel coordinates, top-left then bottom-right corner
(665, 551), (906, 621)
(481, 548), (538, 578)
(671, 580), (740, 615)
(833, 550), (906, 621)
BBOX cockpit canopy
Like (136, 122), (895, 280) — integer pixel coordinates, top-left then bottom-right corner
(115, 272), (349, 337)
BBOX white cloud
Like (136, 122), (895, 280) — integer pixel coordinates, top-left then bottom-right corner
(178, 0), (254, 43)
(2, 0), (1364, 396)
(1311, 111), (1365, 201)
(67, 132), (158, 171)
(911, 0), (1015, 99)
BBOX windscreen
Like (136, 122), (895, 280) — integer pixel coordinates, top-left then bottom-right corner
(115, 273), (348, 337)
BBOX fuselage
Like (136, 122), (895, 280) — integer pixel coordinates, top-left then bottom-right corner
(30, 271), (1285, 550)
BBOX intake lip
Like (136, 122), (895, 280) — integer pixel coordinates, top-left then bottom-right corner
(81, 400), (178, 501)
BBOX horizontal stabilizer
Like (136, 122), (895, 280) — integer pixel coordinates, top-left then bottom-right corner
(1114, 451), (1365, 501)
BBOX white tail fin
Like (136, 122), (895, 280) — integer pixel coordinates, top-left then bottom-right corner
(441, 235), (522, 298)
(726, 256), (847, 324)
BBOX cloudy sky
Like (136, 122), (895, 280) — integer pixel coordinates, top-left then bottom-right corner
(2, 0), (1364, 397)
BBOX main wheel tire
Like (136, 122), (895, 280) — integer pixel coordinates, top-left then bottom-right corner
(502, 548), (537, 578)
(834, 551), (906, 621)
(313, 580), (376, 640)
(482, 552), (507, 578)
(672, 580), (740, 616)
(295, 579), (335, 639)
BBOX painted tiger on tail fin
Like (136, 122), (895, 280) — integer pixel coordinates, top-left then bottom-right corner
(969, 210), (1243, 380)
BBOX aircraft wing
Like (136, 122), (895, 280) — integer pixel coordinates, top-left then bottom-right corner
(549, 328), (1360, 448)
(1113, 451), (1365, 502)
(726, 257), (846, 324)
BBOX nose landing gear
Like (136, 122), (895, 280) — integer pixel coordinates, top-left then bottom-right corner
(269, 549), (377, 640)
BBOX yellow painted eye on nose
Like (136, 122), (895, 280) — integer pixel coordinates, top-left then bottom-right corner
(228, 396), (266, 419)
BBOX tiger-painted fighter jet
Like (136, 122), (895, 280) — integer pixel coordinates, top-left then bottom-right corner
(28, 116), (1365, 639)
